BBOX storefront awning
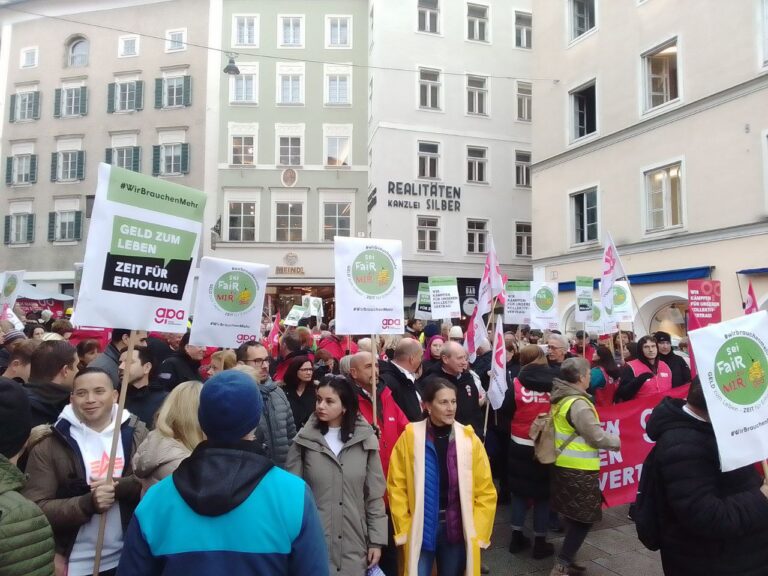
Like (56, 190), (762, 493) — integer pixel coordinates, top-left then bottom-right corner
(559, 266), (713, 292)
(737, 267), (768, 276)
(17, 281), (73, 301)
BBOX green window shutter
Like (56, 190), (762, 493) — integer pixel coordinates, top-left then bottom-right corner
(5, 158), (12, 186)
(135, 81), (144, 111)
(50, 153), (58, 182)
(8, 94), (16, 122)
(79, 86), (88, 115)
(29, 155), (37, 183)
(132, 146), (141, 172)
(105, 148), (113, 165)
(107, 83), (116, 114)
(54, 89), (62, 118)
(152, 145), (161, 176)
(183, 76), (191, 106)
(32, 91), (40, 119)
(26, 214), (35, 243)
(48, 212), (55, 242)
(76, 151), (85, 180)
(3, 216), (10, 244)
(74, 211), (83, 240)
(180, 143), (190, 174)
(154, 78), (163, 109)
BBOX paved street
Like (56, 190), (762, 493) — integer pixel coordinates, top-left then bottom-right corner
(484, 503), (663, 575)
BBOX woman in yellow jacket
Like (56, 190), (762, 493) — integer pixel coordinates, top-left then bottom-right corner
(387, 378), (497, 576)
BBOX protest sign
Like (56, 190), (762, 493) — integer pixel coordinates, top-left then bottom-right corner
(611, 281), (634, 323)
(414, 282), (432, 320)
(189, 257), (268, 347)
(73, 263), (84, 310)
(285, 305), (306, 326)
(428, 276), (461, 319)
(504, 281), (530, 324)
(687, 280), (721, 330)
(530, 282), (559, 330)
(0, 270), (24, 314)
(586, 301), (618, 336)
(688, 311), (768, 471)
(72, 164), (206, 331)
(301, 295), (324, 319)
(334, 237), (404, 334)
(574, 276), (593, 322)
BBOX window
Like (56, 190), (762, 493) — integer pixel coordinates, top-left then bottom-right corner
(417, 216), (439, 252)
(644, 40), (679, 111)
(162, 144), (182, 175)
(5, 212), (33, 245)
(418, 142), (439, 179)
(228, 201), (256, 241)
(231, 71), (258, 103)
(324, 202), (351, 240)
(645, 162), (682, 232)
(467, 219), (487, 253)
(13, 90), (40, 121)
(418, 0), (439, 33)
(233, 15), (259, 46)
(326, 136), (350, 166)
(7, 154), (37, 185)
(515, 151), (531, 187)
(467, 75), (487, 115)
(118, 35), (139, 57)
(68, 38), (89, 67)
(55, 211), (77, 241)
(419, 68), (441, 110)
(58, 151), (80, 181)
(516, 222), (531, 256)
(572, 187), (598, 244)
(571, 0), (595, 40)
(232, 136), (255, 166)
(277, 63), (305, 105)
(108, 147), (139, 171)
(57, 86), (87, 117)
(20, 47), (38, 68)
(115, 81), (139, 112)
(279, 137), (302, 166)
(275, 202), (303, 241)
(166, 29), (187, 52)
(153, 136), (189, 176)
(326, 66), (351, 105)
(515, 12), (532, 48)
(327, 16), (351, 48)
(279, 16), (304, 47)
(157, 76), (191, 108)
(517, 82), (532, 121)
(467, 4), (488, 42)
(467, 147), (487, 183)
(571, 82), (596, 139)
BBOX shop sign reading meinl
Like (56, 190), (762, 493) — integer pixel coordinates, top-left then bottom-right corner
(275, 252), (305, 275)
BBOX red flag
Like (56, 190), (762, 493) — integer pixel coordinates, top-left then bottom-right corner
(467, 235), (506, 361)
(600, 232), (627, 317)
(266, 311), (281, 357)
(745, 280), (759, 314)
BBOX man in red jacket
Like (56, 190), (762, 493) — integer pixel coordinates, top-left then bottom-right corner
(316, 320), (358, 362)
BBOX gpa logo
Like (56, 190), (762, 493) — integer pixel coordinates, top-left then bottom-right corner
(155, 307), (186, 325)
(236, 333), (260, 343)
(381, 318), (402, 330)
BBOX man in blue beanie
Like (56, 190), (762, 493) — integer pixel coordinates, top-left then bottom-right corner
(117, 370), (329, 575)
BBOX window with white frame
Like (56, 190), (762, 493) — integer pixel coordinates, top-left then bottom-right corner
(516, 222), (531, 256)
(112, 147), (136, 170)
(11, 155), (33, 185)
(16, 91), (38, 121)
(326, 136), (350, 167)
(467, 147), (487, 183)
(466, 219), (487, 253)
(417, 216), (439, 252)
(8, 209), (32, 245)
(230, 64), (258, 103)
(323, 202), (351, 240)
(644, 40), (679, 111)
(277, 63), (304, 105)
(467, 4), (489, 42)
(118, 35), (139, 57)
(115, 81), (138, 112)
(155, 132), (188, 176)
(418, 142), (439, 179)
(327, 16), (351, 47)
(20, 47), (38, 68)
(419, 68), (441, 110)
(515, 151), (531, 187)
(279, 16), (304, 47)
(517, 82), (532, 121)
(571, 82), (596, 139)
(62, 86), (83, 117)
(68, 38), (89, 67)
(166, 29), (187, 52)
(228, 200), (257, 241)
(515, 12), (532, 48)
(55, 210), (77, 241)
(571, 187), (598, 244)
(279, 137), (301, 166)
(467, 75), (487, 115)
(164, 76), (185, 107)
(232, 136), (255, 166)
(233, 15), (259, 46)
(58, 151), (79, 181)
(162, 144), (183, 175)
(571, 0), (595, 40)
(275, 202), (303, 241)
(326, 66), (351, 105)
(645, 162), (682, 232)
(418, 0), (439, 33)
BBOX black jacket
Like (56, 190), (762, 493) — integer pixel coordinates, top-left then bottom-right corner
(658, 351), (691, 388)
(24, 382), (71, 427)
(471, 351), (492, 391)
(378, 360), (423, 422)
(157, 353), (202, 390)
(125, 383), (168, 430)
(647, 397), (768, 576)
(421, 365), (483, 436)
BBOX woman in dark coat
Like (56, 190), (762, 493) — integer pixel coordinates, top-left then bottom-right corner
(280, 355), (317, 431)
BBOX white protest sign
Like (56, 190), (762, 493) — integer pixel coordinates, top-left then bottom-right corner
(0, 270), (24, 314)
(610, 281), (634, 323)
(301, 296), (324, 319)
(530, 282), (559, 330)
(504, 281), (531, 324)
(285, 305), (306, 326)
(586, 301), (617, 336)
(334, 237), (404, 334)
(574, 276), (593, 322)
(414, 282), (432, 320)
(688, 311), (768, 471)
(72, 164), (206, 331)
(189, 257), (268, 347)
(428, 277), (461, 319)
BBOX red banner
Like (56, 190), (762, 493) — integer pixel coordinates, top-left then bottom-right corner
(597, 385), (689, 507)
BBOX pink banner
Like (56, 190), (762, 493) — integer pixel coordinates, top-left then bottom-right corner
(597, 385), (689, 507)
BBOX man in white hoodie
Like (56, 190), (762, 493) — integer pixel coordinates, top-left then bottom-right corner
(23, 367), (147, 576)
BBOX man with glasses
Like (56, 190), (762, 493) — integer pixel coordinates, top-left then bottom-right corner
(236, 341), (296, 468)
(546, 334), (571, 369)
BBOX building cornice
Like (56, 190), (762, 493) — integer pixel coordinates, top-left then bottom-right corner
(371, 121), (531, 146)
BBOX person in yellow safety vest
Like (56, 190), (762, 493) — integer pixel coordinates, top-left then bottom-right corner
(548, 357), (620, 576)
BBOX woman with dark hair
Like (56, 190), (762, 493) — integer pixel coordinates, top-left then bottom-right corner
(76, 338), (101, 372)
(589, 345), (621, 406)
(387, 378), (497, 576)
(280, 355), (317, 430)
(615, 335), (672, 402)
(287, 375), (387, 575)
(24, 323), (45, 340)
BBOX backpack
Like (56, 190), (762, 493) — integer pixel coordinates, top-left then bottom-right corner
(634, 444), (663, 551)
(529, 409), (577, 464)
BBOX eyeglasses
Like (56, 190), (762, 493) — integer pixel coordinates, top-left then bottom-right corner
(248, 357), (270, 364)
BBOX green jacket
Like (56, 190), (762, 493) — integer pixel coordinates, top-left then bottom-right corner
(0, 454), (54, 576)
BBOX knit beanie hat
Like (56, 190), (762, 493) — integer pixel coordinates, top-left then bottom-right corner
(2, 330), (26, 345)
(198, 370), (263, 444)
(0, 377), (32, 458)
(422, 323), (440, 340)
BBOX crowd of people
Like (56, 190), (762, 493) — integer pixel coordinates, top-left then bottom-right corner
(0, 309), (767, 576)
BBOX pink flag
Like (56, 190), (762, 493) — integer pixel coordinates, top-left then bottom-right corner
(266, 311), (281, 357)
(467, 236), (507, 360)
(745, 280), (759, 314)
(600, 232), (627, 316)
(487, 315), (507, 410)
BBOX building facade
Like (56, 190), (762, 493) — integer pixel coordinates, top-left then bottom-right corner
(532, 0), (768, 338)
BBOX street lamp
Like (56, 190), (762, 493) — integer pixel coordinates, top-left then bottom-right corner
(223, 54), (240, 75)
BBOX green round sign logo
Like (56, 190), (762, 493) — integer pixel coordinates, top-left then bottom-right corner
(2, 274), (17, 297)
(350, 248), (395, 297)
(212, 271), (258, 313)
(713, 337), (768, 406)
(592, 306), (602, 322)
(613, 286), (628, 307)
(535, 287), (555, 312)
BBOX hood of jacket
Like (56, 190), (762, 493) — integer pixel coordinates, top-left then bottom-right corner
(25, 381), (71, 406)
(550, 377), (591, 404)
(172, 439), (273, 517)
(645, 396), (713, 442)
(294, 413), (376, 453)
(132, 429), (191, 479)
(518, 363), (560, 393)
(0, 453), (25, 494)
